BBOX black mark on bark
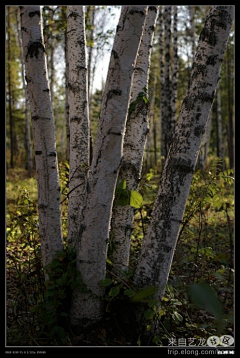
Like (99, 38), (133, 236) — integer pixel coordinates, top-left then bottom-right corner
(194, 125), (205, 137)
(35, 151), (42, 155)
(27, 42), (45, 60)
(25, 75), (31, 83)
(29, 10), (40, 17)
(129, 9), (145, 16)
(112, 50), (119, 59)
(70, 116), (81, 124)
(47, 151), (57, 157)
(148, 6), (157, 13)
(105, 89), (122, 107)
(206, 55), (218, 66)
(200, 27), (217, 47)
(38, 204), (48, 209)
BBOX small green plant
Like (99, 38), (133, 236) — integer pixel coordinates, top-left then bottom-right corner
(30, 247), (83, 344)
(128, 86), (149, 115)
(114, 179), (143, 208)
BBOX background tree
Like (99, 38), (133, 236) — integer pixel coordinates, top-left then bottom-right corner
(15, 8), (33, 176)
(20, 5), (63, 269)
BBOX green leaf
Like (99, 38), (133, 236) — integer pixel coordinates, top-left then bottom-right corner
(144, 308), (155, 320)
(130, 191), (143, 208)
(124, 289), (136, 297)
(109, 286), (120, 298)
(172, 311), (183, 323)
(106, 257), (113, 265)
(100, 278), (113, 287)
(117, 180), (127, 190)
(130, 286), (157, 302)
(188, 282), (223, 319)
(146, 171), (153, 181)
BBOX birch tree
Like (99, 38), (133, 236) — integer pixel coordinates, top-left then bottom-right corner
(161, 6), (172, 161)
(133, 5), (234, 308)
(226, 44), (234, 169)
(62, 7), (70, 161)
(67, 6), (90, 248)
(171, 6), (179, 129)
(16, 8), (33, 176)
(110, 6), (158, 273)
(188, 5), (195, 67)
(20, 5), (63, 269)
(70, 5), (147, 327)
(216, 82), (224, 169)
(7, 8), (14, 169)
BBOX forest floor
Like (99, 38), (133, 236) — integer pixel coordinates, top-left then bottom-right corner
(6, 161), (234, 346)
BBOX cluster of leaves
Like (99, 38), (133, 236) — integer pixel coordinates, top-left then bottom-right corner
(128, 87), (149, 115)
(6, 185), (45, 345)
(127, 162), (234, 345)
(114, 179), (143, 208)
(30, 248), (83, 344)
(6, 161), (234, 346)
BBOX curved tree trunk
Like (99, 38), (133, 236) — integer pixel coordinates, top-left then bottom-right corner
(20, 6), (63, 269)
(67, 6), (90, 248)
(70, 5), (147, 328)
(134, 5), (234, 306)
(110, 6), (159, 273)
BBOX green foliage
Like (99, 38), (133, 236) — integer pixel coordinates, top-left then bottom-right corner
(128, 87), (149, 115)
(114, 180), (143, 209)
(31, 247), (83, 344)
(188, 282), (223, 321)
(6, 161), (234, 346)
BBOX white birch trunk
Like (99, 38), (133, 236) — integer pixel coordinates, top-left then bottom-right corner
(170, 6), (178, 131)
(70, 5), (147, 327)
(110, 6), (158, 273)
(20, 6), (63, 269)
(134, 6), (234, 302)
(67, 6), (90, 248)
(159, 7), (165, 164)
